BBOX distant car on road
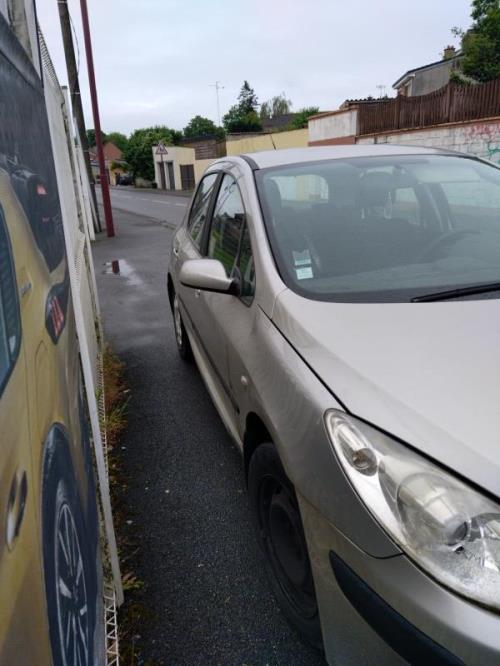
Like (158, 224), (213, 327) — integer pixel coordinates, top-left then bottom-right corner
(168, 145), (500, 665)
(117, 173), (133, 186)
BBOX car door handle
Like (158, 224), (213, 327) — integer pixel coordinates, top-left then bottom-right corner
(6, 471), (27, 549)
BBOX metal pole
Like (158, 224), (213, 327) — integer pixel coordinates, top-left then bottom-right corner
(58, 0), (102, 233)
(79, 0), (115, 237)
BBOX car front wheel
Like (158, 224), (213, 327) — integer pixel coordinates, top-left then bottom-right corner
(248, 442), (323, 649)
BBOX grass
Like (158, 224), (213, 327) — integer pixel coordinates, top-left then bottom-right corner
(103, 347), (157, 665)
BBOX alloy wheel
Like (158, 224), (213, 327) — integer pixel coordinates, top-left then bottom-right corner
(55, 501), (89, 666)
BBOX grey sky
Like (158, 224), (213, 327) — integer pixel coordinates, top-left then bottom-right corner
(37, 0), (472, 136)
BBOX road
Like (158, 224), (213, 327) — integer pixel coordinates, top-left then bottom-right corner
(93, 203), (325, 665)
(96, 185), (189, 228)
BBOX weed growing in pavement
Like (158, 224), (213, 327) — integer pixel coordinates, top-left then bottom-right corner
(103, 348), (156, 665)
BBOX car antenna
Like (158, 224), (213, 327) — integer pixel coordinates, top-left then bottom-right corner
(269, 133), (277, 150)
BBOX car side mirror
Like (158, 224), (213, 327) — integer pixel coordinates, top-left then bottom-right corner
(179, 258), (240, 296)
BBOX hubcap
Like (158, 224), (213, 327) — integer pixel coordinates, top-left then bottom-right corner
(55, 502), (89, 666)
(173, 295), (183, 348)
(259, 478), (317, 619)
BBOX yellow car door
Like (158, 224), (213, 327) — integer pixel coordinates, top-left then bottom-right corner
(0, 202), (52, 663)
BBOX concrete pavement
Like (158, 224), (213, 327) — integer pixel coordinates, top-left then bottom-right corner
(93, 206), (325, 665)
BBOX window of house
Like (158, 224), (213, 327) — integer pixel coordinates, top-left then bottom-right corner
(0, 206), (21, 395)
(187, 173), (218, 249)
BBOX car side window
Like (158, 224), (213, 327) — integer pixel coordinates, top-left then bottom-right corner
(208, 174), (255, 303)
(187, 173), (218, 249)
(0, 206), (21, 395)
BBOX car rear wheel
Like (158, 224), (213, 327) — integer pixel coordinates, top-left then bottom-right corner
(248, 442), (323, 649)
(42, 435), (96, 666)
(173, 293), (192, 361)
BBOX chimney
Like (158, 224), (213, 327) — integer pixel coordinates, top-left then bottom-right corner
(443, 45), (456, 60)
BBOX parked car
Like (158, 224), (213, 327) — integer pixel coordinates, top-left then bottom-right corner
(168, 145), (500, 665)
(0, 166), (102, 665)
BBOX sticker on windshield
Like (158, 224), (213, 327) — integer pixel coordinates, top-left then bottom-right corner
(296, 266), (314, 280)
(293, 249), (312, 267)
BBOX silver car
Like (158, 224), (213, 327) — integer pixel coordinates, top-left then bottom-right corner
(167, 145), (500, 665)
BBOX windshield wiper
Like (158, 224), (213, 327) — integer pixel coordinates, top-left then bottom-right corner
(412, 282), (500, 302)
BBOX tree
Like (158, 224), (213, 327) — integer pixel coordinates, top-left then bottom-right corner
(105, 131), (128, 152)
(237, 80), (259, 113)
(183, 115), (222, 138)
(290, 107), (320, 130)
(124, 126), (174, 181)
(260, 93), (292, 120)
(453, 0), (500, 82)
(86, 128), (106, 147)
(223, 81), (262, 133)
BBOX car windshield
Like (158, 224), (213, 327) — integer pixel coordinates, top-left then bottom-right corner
(255, 154), (500, 303)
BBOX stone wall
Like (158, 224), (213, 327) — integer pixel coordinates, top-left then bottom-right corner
(356, 118), (500, 165)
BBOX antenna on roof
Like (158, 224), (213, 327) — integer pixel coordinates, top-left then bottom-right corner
(269, 133), (277, 150)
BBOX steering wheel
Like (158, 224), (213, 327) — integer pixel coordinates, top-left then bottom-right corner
(417, 229), (479, 262)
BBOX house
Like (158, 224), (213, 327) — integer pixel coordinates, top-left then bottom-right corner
(393, 46), (462, 96)
(89, 141), (127, 185)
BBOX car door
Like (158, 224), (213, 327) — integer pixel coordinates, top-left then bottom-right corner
(201, 172), (256, 416)
(174, 172), (219, 334)
(0, 205), (50, 663)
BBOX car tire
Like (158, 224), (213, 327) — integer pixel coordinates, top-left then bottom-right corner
(248, 442), (323, 649)
(42, 431), (96, 666)
(173, 292), (192, 361)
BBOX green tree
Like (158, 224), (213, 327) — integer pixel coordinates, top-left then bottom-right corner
(124, 126), (174, 181)
(223, 81), (262, 133)
(454, 0), (500, 82)
(237, 80), (259, 113)
(291, 107), (320, 129)
(86, 128), (106, 147)
(260, 93), (292, 120)
(184, 115), (219, 138)
(105, 131), (128, 152)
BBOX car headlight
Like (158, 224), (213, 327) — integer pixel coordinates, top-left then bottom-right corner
(325, 410), (500, 610)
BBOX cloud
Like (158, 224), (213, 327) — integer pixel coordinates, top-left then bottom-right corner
(36, 0), (471, 134)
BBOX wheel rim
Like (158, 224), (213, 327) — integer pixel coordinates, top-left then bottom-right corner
(258, 477), (317, 619)
(55, 502), (89, 666)
(173, 295), (183, 348)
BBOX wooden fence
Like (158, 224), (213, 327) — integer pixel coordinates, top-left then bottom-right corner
(357, 78), (500, 136)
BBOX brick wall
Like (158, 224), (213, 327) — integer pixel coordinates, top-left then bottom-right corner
(356, 118), (500, 165)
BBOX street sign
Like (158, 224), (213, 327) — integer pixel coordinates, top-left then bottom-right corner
(155, 143), (169, 156)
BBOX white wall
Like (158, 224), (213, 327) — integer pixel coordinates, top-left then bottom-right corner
(152, 145), (195, 190)
(356, 119), (500, 165)
(309, 109), (358, 143)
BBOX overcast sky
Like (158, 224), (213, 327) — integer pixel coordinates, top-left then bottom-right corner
(37, 0), (472, 136)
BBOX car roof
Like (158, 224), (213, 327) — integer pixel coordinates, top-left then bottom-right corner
(233, 144), (458, 170)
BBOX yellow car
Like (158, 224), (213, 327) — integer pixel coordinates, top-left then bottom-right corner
(0, 165), (102, 664)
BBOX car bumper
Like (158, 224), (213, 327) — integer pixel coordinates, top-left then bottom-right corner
(298, 493), (500, 666)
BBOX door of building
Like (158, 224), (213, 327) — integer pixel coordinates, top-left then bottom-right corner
(159, 161), (166, 189)
(167, 162), (175, 190)
(180, 164), (195, 191)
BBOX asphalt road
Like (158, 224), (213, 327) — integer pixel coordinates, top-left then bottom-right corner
(96, 185), (189, 227)
(93, 206), (325, 665)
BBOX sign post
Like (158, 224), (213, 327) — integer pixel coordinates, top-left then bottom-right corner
(155, 142), (169, 188)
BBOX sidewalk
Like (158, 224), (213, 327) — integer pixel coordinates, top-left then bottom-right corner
(92, 207), (324, 665)
(109, 184), (193, 197)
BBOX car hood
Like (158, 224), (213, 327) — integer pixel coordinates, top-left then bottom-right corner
(272, 289), (500, 499)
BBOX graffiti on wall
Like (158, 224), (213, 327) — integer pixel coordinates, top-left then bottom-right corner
(462, 122), (500, 165)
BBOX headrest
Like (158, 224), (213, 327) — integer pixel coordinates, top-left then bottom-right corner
(358, 171), (394, 208)
(263, 179), (282, 213)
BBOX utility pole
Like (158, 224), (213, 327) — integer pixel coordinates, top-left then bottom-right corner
(58, 0), (102, 233)
(209, 81), (225, 126)
(79, 0), (115, 237)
